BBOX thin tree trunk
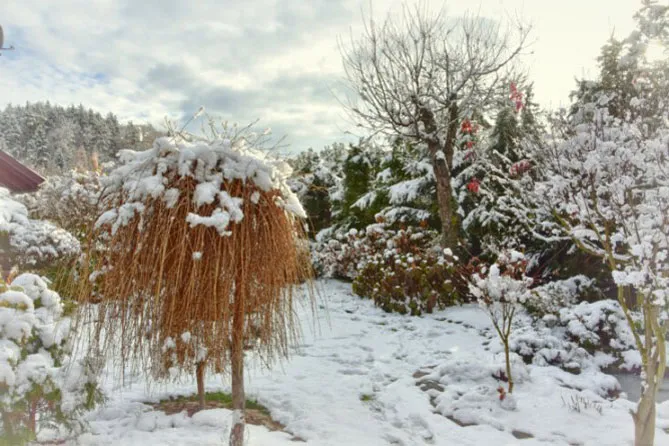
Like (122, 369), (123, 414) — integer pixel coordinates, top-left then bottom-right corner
(634, 392), (656, 446)
(196, 361), (206, 410)
(229, 284), (246, 446)
(632, 304), (665, 446)
(2, 411), (13, 439)
(504, 340), (514, 394)
(633, 366), (657, 446)
(28, 399), (37, 434)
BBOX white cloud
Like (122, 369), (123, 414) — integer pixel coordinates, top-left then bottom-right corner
(0, 0), (639, 151)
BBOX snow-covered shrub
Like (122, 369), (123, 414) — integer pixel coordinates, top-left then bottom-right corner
(524, 275), (600, 317)
(314, 223), (397, 280)
(20, 170), (103, 241)
(313, 229), (364, 279)
(316, 222), (463, 314)
(0, 188), (80, 271)
(469, 252), (533, 394)
(354, 245), (460, 315)
(316, 222), (461, 314)
(509, 300), (639, 375)
(0, 273), (101, 444)
(559, 300), (638, 369)
(510, 323), (589, 373)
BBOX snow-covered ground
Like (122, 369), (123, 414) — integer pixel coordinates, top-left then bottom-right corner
(67, 280), (669, 445)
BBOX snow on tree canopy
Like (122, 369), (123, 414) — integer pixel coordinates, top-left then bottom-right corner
(0, 187), (80, 267)
(96, 136), (306, 236)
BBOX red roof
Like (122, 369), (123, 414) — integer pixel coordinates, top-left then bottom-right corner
(0, 150), (44, 193)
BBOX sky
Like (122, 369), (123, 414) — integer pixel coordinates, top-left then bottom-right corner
(0, 0), (639, 152)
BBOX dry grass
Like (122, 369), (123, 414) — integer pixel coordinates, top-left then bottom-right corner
(73, 171), (314, 381)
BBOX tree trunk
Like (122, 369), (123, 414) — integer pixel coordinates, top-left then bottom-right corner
(28, 399), (37, 434)
(420, 98), (460, 250)
(196, 361), (206, 410)
(229, 285), (246, 446)
(632, 305), (665, 446)
(2, 410), (13, 438)
(432, 152), (458, 249)
(633, 380), (657, 446)
(504, 340), (514, 394)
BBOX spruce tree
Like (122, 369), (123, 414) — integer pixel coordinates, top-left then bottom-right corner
(455, 83), (541, 257)
(337, 143), (376, 228)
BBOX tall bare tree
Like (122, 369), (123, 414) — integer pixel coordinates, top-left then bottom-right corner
(340, 4), (530, 248)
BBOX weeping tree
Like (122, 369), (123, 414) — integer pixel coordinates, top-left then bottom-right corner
(74, 122), (313, 446)
(340, 4), (530, 249)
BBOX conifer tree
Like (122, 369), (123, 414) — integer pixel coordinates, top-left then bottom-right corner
(454, 83), (542, 257)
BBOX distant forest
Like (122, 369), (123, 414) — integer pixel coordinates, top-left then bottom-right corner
(0, 102), (163, 174)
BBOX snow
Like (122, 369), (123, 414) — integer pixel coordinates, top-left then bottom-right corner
(95, 135), (306, 236)
(389, 177), (429, 204)
(186, 209), (233, 236)
(193, 181), (220, 207)
(62, 280), (669, 445)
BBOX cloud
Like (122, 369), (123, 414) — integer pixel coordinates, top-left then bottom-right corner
(0, 0), (357, 151)
(0, 0), (640, 152)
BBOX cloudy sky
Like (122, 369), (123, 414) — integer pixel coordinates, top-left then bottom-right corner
(0, 0), (638, 152)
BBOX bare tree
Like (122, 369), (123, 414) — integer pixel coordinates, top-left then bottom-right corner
(340, 4), (530, 248)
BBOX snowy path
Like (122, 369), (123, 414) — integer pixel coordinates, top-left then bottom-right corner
(71, 280), (669, 446)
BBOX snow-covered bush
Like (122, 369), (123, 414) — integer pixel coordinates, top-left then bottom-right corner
(316, 222), (463, 314)
(510, 323), (589, 374)
(354, 244), (461, 316)
(20, 170), (103, 241)
(559, 300), (638, 368)
(0, 273), (101, 444)
(506, 276), (637, 376)
(510, 299), (638, 376)
(524, 275), (600, 317)
(0, 188), (80, 271)
(352, 225), (462, 315)
(469, 252), (533, 394)
(313, 228), (368, 280)
(314, 223), (394, 280)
